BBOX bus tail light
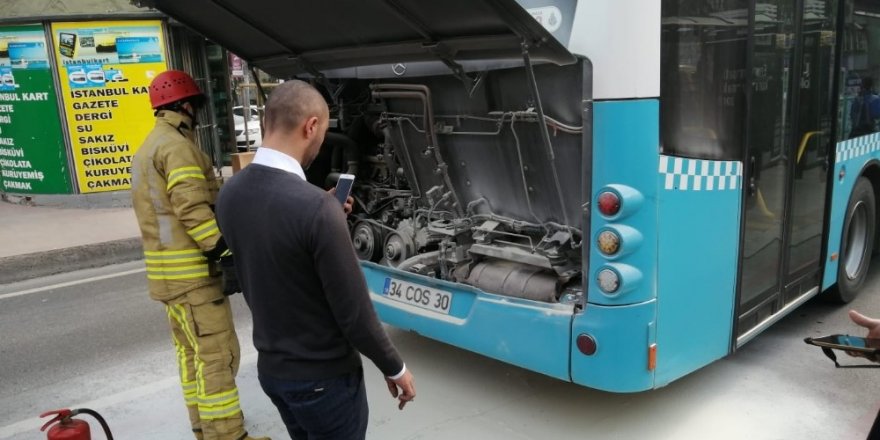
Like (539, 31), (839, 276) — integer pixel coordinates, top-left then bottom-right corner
(597, 191), (621, 216)
(596, 225), (642, 260)
(597, 230), (621, 255)
(596, 185), (643, 220)
(596, 263), (643, 297)
(648, 344), (657, 371)
(597, 268), (620, 293)
(577, 334), (597, 355)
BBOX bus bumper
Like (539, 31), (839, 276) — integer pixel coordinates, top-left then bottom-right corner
(570, 300), (657, 393)
(362, 262), (575, 382)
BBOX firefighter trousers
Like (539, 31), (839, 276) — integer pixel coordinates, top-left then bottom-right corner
(165, 286), (245, 440)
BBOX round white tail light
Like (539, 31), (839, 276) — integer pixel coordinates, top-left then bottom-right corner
(597, 268), (620, 294)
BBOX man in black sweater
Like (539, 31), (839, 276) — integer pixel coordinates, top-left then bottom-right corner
(216, 80), (415, 440)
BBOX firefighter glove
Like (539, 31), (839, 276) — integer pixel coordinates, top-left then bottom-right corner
(220, 256), (241, 296)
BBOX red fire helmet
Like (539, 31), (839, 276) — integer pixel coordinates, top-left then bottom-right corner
(148, 70), (204, 109)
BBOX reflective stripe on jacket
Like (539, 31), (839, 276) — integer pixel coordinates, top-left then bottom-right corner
(132, 110), (222, 302)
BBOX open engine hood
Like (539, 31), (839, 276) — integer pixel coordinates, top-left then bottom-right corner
(139, 0), (576, 77)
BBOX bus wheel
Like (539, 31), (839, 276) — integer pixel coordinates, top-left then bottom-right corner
(831, 177), (876, 303)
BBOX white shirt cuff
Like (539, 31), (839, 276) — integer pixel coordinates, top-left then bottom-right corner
(387, 364), (406, 380)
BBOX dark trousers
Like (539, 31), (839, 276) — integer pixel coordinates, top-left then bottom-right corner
(259, 369), (368, 440)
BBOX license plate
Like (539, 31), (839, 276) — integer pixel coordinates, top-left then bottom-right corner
(382, 277), (452, 315)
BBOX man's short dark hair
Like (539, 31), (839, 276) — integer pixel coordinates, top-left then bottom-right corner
(264, 80), (327, 135)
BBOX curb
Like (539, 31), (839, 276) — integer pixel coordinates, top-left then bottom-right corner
(1, 190), (133, 209)
(0, 237), (144, 285)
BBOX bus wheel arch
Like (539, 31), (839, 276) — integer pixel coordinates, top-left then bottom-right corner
(831, 175), (877, 303)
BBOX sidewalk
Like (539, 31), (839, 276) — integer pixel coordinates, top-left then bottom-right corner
(0, 201), (143, 284)
(0, 168), (234, 284)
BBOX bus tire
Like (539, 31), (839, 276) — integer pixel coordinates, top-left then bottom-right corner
(831, 177), (876, 303)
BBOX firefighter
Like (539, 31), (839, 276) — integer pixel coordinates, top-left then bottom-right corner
(131, 70), (268, 440)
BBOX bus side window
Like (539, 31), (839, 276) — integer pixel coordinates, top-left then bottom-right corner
(660, 0), (749, 161)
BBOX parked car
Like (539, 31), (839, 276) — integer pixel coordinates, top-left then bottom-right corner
(232, 105), (262, 151)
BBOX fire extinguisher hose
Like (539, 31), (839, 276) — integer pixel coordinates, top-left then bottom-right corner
(73, 408), (113, 440)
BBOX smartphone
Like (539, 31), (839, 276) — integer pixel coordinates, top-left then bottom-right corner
(334, 173), (355, 205)
(804, 334), (880, 354)
(59, 32), (77, 58)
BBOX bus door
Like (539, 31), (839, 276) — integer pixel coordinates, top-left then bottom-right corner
(738, 0), (840, 342)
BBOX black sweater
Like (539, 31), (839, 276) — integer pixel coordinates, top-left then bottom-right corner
(216, 164), (403, 380)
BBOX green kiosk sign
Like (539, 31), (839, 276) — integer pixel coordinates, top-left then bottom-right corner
(0, 24), (71, 194)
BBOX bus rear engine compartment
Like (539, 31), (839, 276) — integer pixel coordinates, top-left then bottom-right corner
(304, 62), (590, 306)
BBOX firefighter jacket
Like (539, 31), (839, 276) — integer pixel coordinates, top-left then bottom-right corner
(131, 110), (223, 304)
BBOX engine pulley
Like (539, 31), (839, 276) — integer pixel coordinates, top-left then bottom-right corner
(384, 232), (415, 267)
(352, 222), (384, 262)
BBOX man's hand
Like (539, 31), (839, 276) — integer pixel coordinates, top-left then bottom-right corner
(850, 310), (880, 338)
(848, 310), (880, 362)
(327, 187), (354, 215)
(385, 369), (416, 410)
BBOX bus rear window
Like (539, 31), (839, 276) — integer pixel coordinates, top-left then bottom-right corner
(660, 0), (749, 161)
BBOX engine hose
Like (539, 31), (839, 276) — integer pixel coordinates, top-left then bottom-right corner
(325, 132), (359, 175)
(371, 84), (464, 217)
(382, 120), (422, 198)
(397, 250), (441, 272)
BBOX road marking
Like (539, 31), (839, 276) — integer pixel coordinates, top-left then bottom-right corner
(0, 351), (258, 438)
(0, 268), (146, 300)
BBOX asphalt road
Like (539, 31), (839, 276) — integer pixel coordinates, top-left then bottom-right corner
(2, 260), (880, 440)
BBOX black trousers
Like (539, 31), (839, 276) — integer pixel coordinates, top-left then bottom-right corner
(259, 369), (369, 440)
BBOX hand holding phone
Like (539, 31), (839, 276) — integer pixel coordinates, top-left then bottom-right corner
(331, 174), (355, 214)
(334, 174), (355, 205)
(804, 334), (880, 353)
(804, 334), (880, 367)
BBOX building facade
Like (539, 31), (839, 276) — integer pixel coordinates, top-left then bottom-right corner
(0, 0), (232, 198)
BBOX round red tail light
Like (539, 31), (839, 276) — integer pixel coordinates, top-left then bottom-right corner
(597, 191), (621, 217)
(576, 334), (598, 355)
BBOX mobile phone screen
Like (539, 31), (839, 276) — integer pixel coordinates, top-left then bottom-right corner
(833, 335), (880, 349)
(806, 334), (880, 352)
(334, 174), (354, 205)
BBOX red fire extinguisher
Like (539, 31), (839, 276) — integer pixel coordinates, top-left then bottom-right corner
(39, 408), (113, 440)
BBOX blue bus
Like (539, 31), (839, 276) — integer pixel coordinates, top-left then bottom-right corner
(153, 0), (880, 392)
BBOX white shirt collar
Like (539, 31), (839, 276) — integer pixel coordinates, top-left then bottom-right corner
(251, 147), (306, 180)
